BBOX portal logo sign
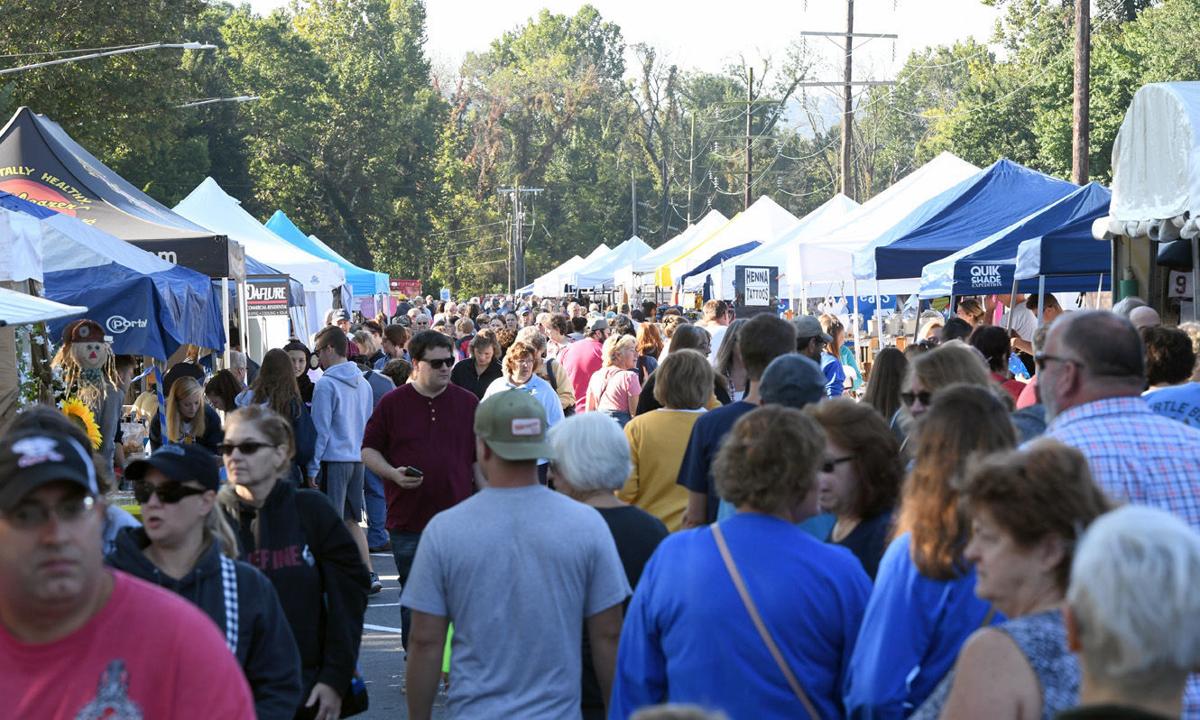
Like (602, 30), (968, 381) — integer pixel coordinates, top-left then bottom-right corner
(106, 315), (148, 334)
(970, 264), (1004, 289)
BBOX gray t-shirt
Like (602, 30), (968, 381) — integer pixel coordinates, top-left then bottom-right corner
(401, 484), (631, 719)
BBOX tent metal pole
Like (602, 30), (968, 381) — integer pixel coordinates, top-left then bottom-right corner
(1096, 274), (1104, 309)
(238, 280), (250, 355)
(1005, 274), (1019, 334)
(852, 278), (862, 374)
(222, 277), (231, 369)
(1037, 275), (1046, 324)
(1192, 237), (1200, 322)
(874, 279), (883, 347)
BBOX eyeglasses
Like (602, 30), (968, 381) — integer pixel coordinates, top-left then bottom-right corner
(1033, 352), (1080, 371)
(3, 494), (96, 529)
(901, 390), (932, 407)
(421, 357), (454, 369)
(132, 479), (209, 504)
(217, 441), (279, 456)
(821, 455), (854, 473)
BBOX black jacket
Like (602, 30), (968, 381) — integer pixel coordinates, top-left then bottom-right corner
(450, 357), (503, 400)
(219, 481), (369, 700)
(106, 528), (303, 720)
(148, 404), (224, 454)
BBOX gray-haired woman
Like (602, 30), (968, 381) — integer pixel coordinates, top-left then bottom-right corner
(548, 413), (669, 720)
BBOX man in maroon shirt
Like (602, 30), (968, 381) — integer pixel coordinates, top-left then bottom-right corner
(362, 330), (479, 651)
(559, 317), (610, 413)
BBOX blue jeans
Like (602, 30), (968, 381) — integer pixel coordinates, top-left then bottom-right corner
(389, 530), (422, 651)
(363, 468), (389, 549)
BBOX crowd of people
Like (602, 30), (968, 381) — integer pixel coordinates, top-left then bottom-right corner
(4, 290), (1200, 720)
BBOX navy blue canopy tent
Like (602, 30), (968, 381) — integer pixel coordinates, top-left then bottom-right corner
(0, 190), (225, 359)
(867, 159), (1077, 281)
(677, 240), (761, 290)
(920, 182), (1112, 297)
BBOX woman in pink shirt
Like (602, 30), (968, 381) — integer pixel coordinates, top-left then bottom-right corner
(586, 334), (642, 427)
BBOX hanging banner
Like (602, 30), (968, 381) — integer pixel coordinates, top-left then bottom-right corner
(390, 278), (421, 298)
(246, 275), (291, 317)
(733, 265), (777, 318)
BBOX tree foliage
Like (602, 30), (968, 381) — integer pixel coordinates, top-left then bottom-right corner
(0, 0), (1195, 294)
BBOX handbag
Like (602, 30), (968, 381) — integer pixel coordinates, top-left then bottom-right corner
(711, 523), (822, 720)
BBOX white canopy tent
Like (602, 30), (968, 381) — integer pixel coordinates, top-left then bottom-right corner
(786, 152), (981, 299)
(614, 210), (729, 297)
(662, 197), (799, 288)
(568, 236), (654, 289)
(532, 255), (583, 297)
(1095, 82), (1200, 319)
(704, 194), (860, 298)
(0, 286), (85, 326)
(174, 178), (346, 345)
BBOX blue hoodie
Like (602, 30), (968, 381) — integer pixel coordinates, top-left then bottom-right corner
(311, 360), (373, 463)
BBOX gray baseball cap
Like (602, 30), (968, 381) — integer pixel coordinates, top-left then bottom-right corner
(759, 354), (827, 409)
(792, 315), (833, 344)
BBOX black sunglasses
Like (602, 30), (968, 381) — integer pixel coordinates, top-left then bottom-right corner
(218, 441), (279, 456)
(821, 455), (854, 473)
(133, 479), (208, 504)
(421, 357), (454, 369)
(901, 390), (933, 407)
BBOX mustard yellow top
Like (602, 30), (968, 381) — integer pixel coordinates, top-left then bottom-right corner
(620, 408), (707, 531)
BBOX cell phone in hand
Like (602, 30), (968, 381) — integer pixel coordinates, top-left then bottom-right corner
(405, 466), (424, 477)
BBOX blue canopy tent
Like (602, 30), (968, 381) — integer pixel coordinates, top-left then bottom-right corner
(677, 241), (762, 291)
(0, 191), (225, 358)
(857, 159), (1077, 283)
(919, 182), (1112, 298)
(265, 211), (387, 298)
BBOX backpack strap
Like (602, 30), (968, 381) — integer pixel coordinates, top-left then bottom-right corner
(219, 554), (240, 655)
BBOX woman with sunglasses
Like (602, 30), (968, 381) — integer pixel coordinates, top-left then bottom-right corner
(892, 342), (994, 457)
(107, 443), (302, 719)
(149, 376), (223, 454)
(845, 384), (1017, 718)
(806, 398), (903, 579)
(217, 405), (369, 720)
(237, 349), (318, 487)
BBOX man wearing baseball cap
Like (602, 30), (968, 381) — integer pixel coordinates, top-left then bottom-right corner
(0, 429), (254, 718)
(402, 390), (630, 719)
(559, 316), (611, 413)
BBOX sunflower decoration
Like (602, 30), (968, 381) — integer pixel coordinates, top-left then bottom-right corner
(61, 397), (103, 450)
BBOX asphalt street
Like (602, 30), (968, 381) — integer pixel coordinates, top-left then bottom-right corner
(358, 549), (448, 720)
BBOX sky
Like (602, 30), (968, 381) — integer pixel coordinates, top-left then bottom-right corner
(245, 0), (1003, 86)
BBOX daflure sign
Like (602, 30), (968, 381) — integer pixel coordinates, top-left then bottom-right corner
(246, 275), (291, 317)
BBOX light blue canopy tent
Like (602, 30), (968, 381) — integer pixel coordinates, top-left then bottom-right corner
(265, 211), (388, 298)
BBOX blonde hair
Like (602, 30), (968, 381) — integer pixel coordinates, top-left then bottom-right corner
(602, 334), (637, 367)
(206, 504), (240, 559)
(166, 377), (207, 444)
(653, 349), (712, 409)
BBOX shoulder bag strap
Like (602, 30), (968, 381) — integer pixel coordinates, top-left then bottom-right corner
(711, 523), (821, 720)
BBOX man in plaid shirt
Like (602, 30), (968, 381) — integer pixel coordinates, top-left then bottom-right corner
(1040, 309), (1200, 718)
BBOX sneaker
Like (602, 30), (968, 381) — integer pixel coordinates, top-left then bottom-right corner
(369, 572), (383, 595)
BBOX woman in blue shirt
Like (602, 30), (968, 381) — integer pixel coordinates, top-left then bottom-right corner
(844, 384), (1016, 719)
(612, 405), (872, 720)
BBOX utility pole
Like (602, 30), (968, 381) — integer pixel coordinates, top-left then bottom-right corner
(497, 182), (544, 291)
(799, 18), (898, 202)
(841, 0), (855, 200)
(687, 113), (696, 225)
(1072, 0), (1091, 184)
(745, 67), (754, 210)
(631, 171), (638, 237)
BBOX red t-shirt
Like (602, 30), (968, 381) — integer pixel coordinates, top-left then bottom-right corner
(362, 383), (479, 533)
(559, 338), (604, 413)
(1016, 374), (1039, 409)
(1, 569), (255, 719)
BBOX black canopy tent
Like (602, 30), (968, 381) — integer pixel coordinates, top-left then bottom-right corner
(0, 107), (247, 357)
(0, 107), (244, 280)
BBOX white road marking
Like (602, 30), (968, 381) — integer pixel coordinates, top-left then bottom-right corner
(364, 623), (404, 634)
(368, 601), (403, 608)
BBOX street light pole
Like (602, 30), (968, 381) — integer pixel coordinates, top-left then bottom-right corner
(0, 42), (216, 76)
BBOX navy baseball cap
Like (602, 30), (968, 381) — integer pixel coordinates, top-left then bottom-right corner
(125, 443), (220, 491)
(0, 429), (99, 511)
